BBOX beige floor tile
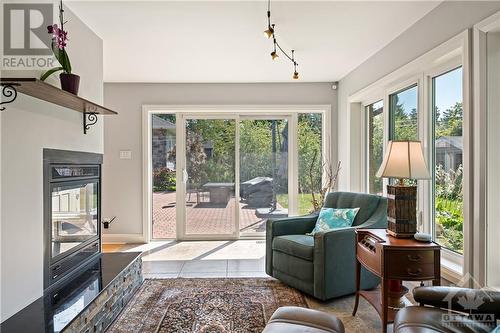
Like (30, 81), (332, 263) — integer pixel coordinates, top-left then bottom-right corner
(142, 260), (185, 273)
(227, 259), (265, 272)
(181, 259), (228, 273)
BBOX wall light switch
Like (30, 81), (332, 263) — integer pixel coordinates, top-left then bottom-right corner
(119, 150), (132, 160)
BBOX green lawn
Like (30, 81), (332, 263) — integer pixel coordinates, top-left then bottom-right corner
(277, 193), (318, 216)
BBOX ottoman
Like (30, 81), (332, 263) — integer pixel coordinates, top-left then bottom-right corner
(262, 306), (345, 333)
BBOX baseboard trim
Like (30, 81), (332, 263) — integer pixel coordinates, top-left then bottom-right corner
(102, 233), (146, 244)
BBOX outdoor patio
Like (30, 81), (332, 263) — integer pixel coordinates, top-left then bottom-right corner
(152, 191), (283, 239)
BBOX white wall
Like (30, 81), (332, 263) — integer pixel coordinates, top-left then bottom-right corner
(102, 83), (337, 239)
(0, 7), (103, 322)
(336, 1), (500, 191)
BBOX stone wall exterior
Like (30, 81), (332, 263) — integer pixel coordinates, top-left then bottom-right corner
(63, 257), (143, 333)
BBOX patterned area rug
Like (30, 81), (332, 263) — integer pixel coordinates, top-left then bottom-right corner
(107, 278), (309, 333)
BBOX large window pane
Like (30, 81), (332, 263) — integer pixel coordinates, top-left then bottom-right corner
(432, 67), (463, 254)
(185, 119), (236, 236)
(366, 101), (384, 195)
(389, 85), (418, 141)
(239, 119), (289, 236)
(151, 114), (177, 239)
(298, 113), (322, 215)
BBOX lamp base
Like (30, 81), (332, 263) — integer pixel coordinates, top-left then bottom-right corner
(386, 184), (417, 238)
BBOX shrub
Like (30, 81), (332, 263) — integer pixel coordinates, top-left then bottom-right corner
(153, 167), (176, 192)
(434, 164), (464, 254)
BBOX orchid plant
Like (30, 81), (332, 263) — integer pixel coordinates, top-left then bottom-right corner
(41, 0), (72, 81)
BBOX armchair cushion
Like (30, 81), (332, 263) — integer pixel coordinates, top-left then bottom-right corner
(273, 235), (314, 261)
(308, 207), (360, 235)
(324, 192), (381, 226)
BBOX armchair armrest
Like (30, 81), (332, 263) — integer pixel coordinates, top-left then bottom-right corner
(313, 227), (357, 299)
(414, 286), (500, 316)
(266, 214), (318, 237)
(266, 214), (318, 275)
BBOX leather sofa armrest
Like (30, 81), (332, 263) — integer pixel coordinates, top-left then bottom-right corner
(413, 286), (500, 316)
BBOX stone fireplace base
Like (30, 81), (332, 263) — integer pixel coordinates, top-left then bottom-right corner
(1, 252), (143, 333)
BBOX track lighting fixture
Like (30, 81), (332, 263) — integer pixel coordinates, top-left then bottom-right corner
(292, 50), (299, 79)
(264, 24), (274, 39)
(271, 38), (279, 60)
(263, 0), (299, 79)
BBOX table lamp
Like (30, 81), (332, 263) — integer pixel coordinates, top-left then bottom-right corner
(376, 140), (430, 238)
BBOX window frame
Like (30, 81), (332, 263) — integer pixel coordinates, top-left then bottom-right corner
(350, 31), (470, 283)
(473, 11), (500, 287)
(363, 99), (384, 195)
(142, 105), (332, 242)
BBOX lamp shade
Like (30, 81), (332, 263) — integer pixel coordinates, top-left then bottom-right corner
(376, 140), (430, 180)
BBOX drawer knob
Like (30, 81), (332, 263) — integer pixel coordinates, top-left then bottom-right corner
(407, 268), (422, 276)
(407, 254), (422, 262)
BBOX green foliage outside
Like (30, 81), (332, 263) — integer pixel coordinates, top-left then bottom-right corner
(390, 92), (464, 253)
(153, 167), (176, 192)
(298, 114), (322, 194)
(152, 115), (324, 212)
(434, 102), (464, 254)
(277, 193), (320, 216)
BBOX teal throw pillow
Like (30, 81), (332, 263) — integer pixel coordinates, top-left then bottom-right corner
(308, 207), (360, 235)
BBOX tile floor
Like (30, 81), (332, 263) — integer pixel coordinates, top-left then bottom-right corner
(103, 240), (269, 278)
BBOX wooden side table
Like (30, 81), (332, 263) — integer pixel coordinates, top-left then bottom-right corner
(352, 229), (441, 333)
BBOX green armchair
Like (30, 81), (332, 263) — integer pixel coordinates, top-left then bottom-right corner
(266, 191), (387, 300)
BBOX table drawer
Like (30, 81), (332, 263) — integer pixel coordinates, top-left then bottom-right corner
(388, 250), (435, 265)
(387, 262), (435, 280)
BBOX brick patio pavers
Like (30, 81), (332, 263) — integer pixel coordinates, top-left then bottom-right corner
(152, 192), (271, 239)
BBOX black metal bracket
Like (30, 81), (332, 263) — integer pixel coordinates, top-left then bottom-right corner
(83, 104), (98, 134)
(0, 83), (19, 111)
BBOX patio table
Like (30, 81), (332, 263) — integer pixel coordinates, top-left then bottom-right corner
(202, 182), (235, 205)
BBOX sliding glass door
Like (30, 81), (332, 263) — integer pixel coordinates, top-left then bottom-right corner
(239, 117), (289, 237)
(148, 108), (328, 241)
(182, 117), (238, 238)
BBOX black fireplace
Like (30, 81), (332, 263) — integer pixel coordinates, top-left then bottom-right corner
(43, 149), (103, 293)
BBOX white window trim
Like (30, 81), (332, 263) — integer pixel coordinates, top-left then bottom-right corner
(473, 11), (500, 287)
(349, 31), (470, 282)
(141, 105), (332, 242)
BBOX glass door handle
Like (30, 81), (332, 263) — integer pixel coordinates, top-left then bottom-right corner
(182, 169), (189, 184)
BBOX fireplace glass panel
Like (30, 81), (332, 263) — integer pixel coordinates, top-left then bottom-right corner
(51, 182), (98, 258)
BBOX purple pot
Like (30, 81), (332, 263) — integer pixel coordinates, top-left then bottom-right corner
(60, 73), (80, 95)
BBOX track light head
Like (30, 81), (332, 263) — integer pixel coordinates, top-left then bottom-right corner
(264, 24), (274, 38)
(271, 51), (279, 60)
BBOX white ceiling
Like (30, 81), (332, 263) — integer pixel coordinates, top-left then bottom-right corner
(67, 1), (440, 83)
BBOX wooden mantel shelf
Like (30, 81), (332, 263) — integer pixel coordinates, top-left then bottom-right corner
(1, 78), (117, 115)
(1, 78), (117, 134)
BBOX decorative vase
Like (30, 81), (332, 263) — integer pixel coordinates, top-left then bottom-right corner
(60, 73), (80, 95)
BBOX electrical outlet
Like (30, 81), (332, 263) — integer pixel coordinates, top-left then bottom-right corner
(119, 150), (132, 160)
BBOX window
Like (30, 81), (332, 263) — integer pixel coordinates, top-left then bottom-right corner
(389, 85), (418, 141)
(366, 101), (384, 195)
(432, 67), (463, 254)
(298, 113), (323, 214)
(151, 114), (177, 239)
